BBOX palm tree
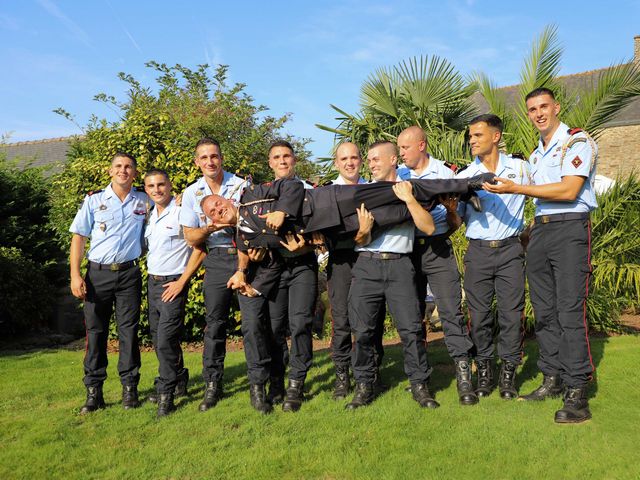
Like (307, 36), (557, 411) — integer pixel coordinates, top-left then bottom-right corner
(316, 55), (477, 165)
(474, 25), (640, 156)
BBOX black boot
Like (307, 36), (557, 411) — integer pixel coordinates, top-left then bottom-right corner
(249, 384), (273, 414)
(199, 381), (223, 411)
(333, 365), (351, 400)
(345, 382), (376, 410)
(157, 393), (176, 418)
(174, 369), (189, 398)
(411, 383), (440, 409)
(80, 385), (105, 414)
(148, 373), (189, 403)
(282, 379), (305, 412)
(455, 360), (479, 405)
(475, 359), (494, 398)
(122, 385), (140, 409)
(498, 361), (518, 399)
(554, 386), (591, 423)
(520, 374), (563, 401)
(268, 376), (285, 405)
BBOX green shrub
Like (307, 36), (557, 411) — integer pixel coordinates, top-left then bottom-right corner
(0, 247), (54, 334)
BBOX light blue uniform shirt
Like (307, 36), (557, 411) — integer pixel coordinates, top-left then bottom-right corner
(69, 184), (149, 264)
(529, 122), (598, 216)
(145, 198), (191, 276)
(179, 172), (246, 248)
(355, 222), (415, 254)
(457, 153), (530, 240)
(355, 178), (414, 254)
(332, 175), (367, 185)
(397, 157), (455, 236)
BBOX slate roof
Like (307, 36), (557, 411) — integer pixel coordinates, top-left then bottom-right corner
(0, 137), (79, 176)
(472, 64), (640, 127)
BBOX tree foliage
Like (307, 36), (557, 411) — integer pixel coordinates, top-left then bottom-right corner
(50, 62), (318, 342)
(0, 155), (63, 333)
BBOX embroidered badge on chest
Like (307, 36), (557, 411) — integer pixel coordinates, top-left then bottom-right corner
(571, 156), (583, 168)
(99, 222), (106, 232)
(196, 190), (203, 197)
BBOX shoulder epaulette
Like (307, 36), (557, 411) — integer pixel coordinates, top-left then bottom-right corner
(510, 153), (525, 160)
(87, 189), (103, 196)
(185, 178), (199, 188)
(568, 128), (583, 136)
(455, 164), (469, 174)
(444, 161), (458, 173)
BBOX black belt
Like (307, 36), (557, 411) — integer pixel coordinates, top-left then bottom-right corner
(415, 234), (447, 247)
(209, 246), (237, 255)
(469, 236), (520, 248)
(534, 212), (589, 224)
(149, 274), (180, 282)
(89, 260), (137, 271)
(358, 251), (405, 260)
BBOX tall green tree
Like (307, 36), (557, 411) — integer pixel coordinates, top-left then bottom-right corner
(50, 62), (317, 341)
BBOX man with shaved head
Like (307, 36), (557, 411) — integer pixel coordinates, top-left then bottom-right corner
(325, 142), (384, 399)
(397, 125), (478, 406)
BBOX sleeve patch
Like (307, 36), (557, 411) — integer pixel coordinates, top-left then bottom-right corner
(571, 156), (583, 168)
(566, 137), (587, 149)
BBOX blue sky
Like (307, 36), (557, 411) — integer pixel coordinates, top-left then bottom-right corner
(1, 0), (638, 159)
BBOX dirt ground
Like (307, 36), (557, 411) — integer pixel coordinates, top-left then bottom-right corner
(3, 314), (638, 353)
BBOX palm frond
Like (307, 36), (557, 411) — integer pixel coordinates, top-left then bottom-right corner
(561, 62), (640, 138)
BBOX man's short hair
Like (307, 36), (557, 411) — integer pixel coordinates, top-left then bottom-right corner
(525, 87), (556, 102)
(112, 152), (137, 168)
(269, 140), (295, 156)
(469, 114), (503, 133)
(195, 137), (222, 153)
(144, 168), (170, 182)
(368, 140), (396, 152)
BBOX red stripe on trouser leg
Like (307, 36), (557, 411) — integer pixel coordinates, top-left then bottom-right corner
(583, 220), (595, 377)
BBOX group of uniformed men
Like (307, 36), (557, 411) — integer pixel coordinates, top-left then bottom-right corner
(70, 87), (598, 424)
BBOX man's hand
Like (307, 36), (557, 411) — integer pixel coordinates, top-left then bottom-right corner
(70, 275), (87, 300)
(392, 181), (416, 204)
(259, 211), (286, 230)
(354, 203), (374, 246)
(238, 284), (260, 297)
(280, 233), (306, 252)
(439, 193), (459, 213)
(161, 279), (186, 303)
(247, 248), (266, 262)
(205, 221), (234, 234)
(484, 177), (517, 194)
(227, 271), (247, 291)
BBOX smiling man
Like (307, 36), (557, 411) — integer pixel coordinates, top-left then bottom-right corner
(178, 138), (246, 412)
(484, 88), (598, 423)
(69, 152), (149, 414)
(456, 114), (529, 401)
(143, 168), (206, 417)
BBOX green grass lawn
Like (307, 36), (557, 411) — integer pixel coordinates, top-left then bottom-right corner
(1, 335), (639, 480)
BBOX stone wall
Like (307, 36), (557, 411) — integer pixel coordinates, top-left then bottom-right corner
(596, 124), (640, 179)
